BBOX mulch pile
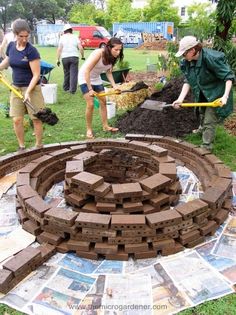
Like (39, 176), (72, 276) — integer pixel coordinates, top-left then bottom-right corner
(116, 76), (200, 138)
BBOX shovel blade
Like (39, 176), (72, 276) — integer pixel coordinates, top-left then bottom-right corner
(140, 100), (171, 111)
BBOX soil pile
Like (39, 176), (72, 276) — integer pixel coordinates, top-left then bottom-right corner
(116, 76), (200, 138)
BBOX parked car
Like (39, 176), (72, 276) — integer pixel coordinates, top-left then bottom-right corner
(72, 26), (111, 49)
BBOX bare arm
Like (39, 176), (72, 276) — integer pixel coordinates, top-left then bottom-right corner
(172, 83), (190, 108)
(105, 68), (117, 89)
(0, 56), (10, 70)
(0, 36), (7, 58)
(77, 40), (84, 59)
(84, 49), (103, 94)
(221, 80), (233, 105)
(57, 45), (63, 62)
(24, 59), (41, 102)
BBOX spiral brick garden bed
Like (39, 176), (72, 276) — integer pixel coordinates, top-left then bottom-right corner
(0, 135), (233, 293)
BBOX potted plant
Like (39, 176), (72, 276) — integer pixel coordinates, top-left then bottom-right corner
(100, 60), (131, 84)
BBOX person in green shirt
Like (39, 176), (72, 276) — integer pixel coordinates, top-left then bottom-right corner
(173, 36), (235, 150)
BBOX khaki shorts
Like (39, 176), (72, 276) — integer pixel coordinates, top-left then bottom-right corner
(10, 85), (45, 120)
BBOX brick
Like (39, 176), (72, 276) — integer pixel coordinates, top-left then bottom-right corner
(112, 183), (143, 198)
(186, 236), (205, 248)
(134, 250), (157, 259)
(146, 209), (182, 228)
(96, 202), (116, 212)
(149, 193), (170, 207)
(214, 209), (229, 225)
(175, 199), (208, 220)
(25, 195), (51, 218)
(152, 238), (175, 250)
(125, 242), (149, 253)
(17, 185), (38, 201)
(22, 220), (41, 236)
(66, 193), (87, 207)
(16, 172), (30, 186)
(76, 250), (98, 260)
(123, 201), (143, 213)
(0, 269), (13, 287)
(201, 187), (225, 210)
(179, 230), (200, 245)
(111, 215), (146, 229)
(37, 232), (63, 245)
(44, 207), (78, 226)
(140, 174), (171, 193)
(75, 212), (111, 228)
(72, 171), (104, 189)
(38, 244), (56, 262)
(3, 247), (41, 277)
(94, 182), (111, 197)
(81, 202), (98, 213)
(159, 163), (177, 180)
(67, 239), (91, 251)
(65, 160), (84, 178)
(199, 221), (218, 236)
(94, 243), (118, 254)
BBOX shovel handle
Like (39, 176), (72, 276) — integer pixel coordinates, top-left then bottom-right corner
(0, 72), (37, 113)
(181, 98), (222, 107)
(0, 73), (24, 100)
(95, 90), (121, 97)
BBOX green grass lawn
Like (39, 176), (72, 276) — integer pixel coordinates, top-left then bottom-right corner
(0, 47), (235, 315)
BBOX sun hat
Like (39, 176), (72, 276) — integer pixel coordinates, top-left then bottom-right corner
(63, 24), (72, 32)
(175, 36), (199, 57)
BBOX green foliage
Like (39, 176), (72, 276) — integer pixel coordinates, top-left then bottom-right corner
(115, 59), (130, 70)
(213, 0), (236, 75)
(156, 53), (167, 71)
(69, 3), (98, 25)
(187, 2), (216, 40)
(154, 82), (164, 91)
(143, 0), (180, 26)
(166, 41), (182, 79)
(106, 0), (142, 29)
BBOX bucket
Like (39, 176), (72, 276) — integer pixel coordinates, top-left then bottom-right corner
(106, 101), (116, 119)
(41, 83), (57, 104)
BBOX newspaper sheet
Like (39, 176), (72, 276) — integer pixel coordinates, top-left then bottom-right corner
(161, 252), (233, 305)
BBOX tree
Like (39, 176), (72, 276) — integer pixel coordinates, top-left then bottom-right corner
(187, 2), (216, 40)
(106, 0), (142, 28)
(142, 0), (180, 26)
(214, 0), (236, 74)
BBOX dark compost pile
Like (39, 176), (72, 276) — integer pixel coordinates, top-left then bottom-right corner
(117, 76), (200, 138)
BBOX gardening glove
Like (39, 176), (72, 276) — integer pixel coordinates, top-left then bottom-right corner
(57, 60), (60, 67)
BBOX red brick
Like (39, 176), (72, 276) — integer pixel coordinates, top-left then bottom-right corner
(146, 209), (182, 228)
(140, 174), (171, 193)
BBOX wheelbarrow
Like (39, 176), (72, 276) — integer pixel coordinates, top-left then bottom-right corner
(140, 98), (223, 111)
(40, 60), (55, 84)
(95, 81), (149, 97)
(0, 72), (59, 125)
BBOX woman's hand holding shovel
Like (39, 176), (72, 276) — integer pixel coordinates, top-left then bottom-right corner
(172, 99), (183, 109)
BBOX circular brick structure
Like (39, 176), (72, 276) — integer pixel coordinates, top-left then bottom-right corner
(0, 135), (233, 261)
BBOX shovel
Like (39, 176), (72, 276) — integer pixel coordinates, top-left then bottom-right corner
(0, 73), (59, 125)
(140, 98), (223, 111)
(95, 81), (149, 97)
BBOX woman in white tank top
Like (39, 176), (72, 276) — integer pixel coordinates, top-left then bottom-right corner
(79, 37), (124, 139)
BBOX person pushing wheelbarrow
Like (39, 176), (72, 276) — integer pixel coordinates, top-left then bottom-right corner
(173, 36), (235, 151)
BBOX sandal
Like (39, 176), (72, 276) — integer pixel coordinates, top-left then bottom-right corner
(86, 131), (94, 139)
(103, 126), (119, 132)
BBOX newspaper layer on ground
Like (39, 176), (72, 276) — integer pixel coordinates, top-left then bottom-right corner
(0, 168), (235, 315)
